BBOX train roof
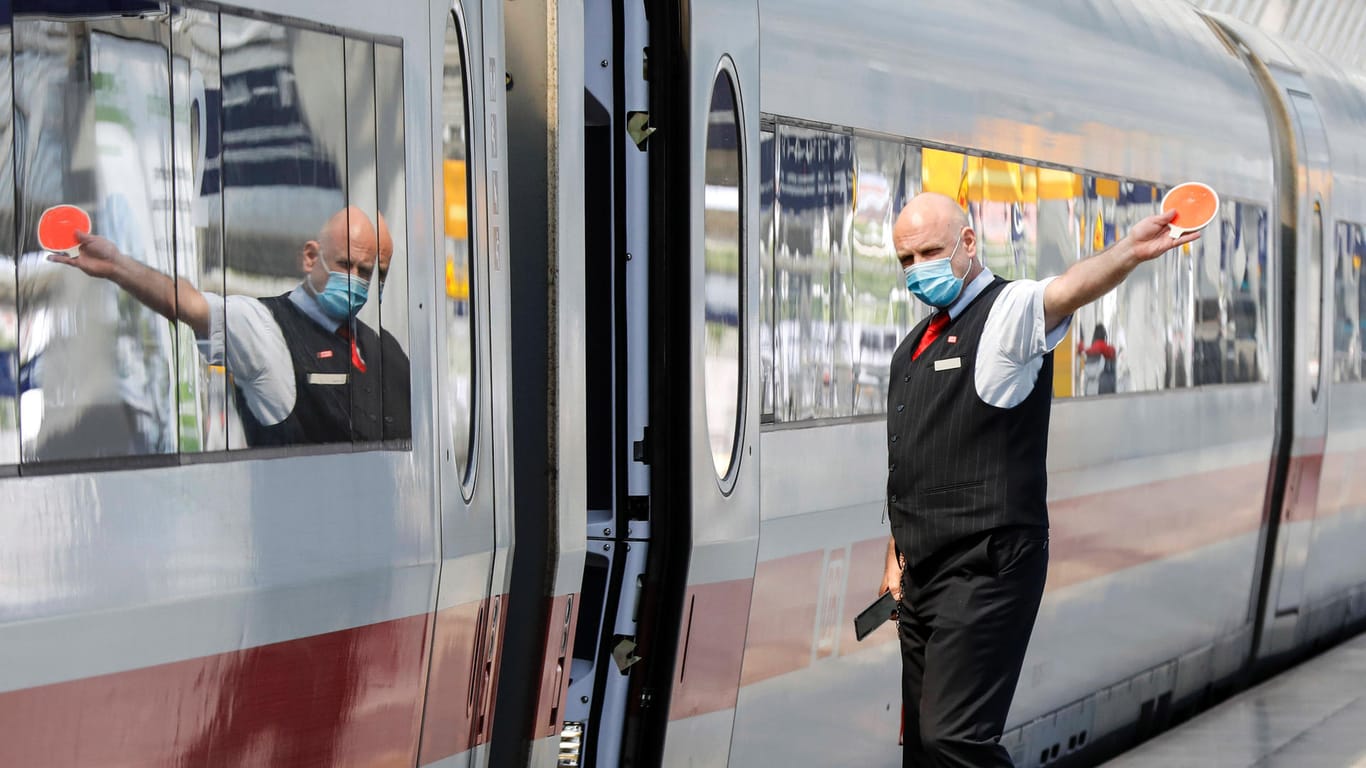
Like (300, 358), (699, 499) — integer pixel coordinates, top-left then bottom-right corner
(1210, 13), (1366, 218)
(757, 0), (1276, 203)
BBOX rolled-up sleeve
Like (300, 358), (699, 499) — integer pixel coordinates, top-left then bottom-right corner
(195, 292), (296, 426)
(975, 278), (1072, 408)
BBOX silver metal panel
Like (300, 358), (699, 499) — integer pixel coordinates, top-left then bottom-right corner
(758, 0), (1275, 204)
(685, 0), (762, 557)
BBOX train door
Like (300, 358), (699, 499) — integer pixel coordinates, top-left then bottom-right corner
(618, 1), (764, 765)
(417, 1), (512, 765)
(1256, 70), (1333, 658)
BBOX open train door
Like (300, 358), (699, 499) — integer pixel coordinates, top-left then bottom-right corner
(626, 1), (762, 765)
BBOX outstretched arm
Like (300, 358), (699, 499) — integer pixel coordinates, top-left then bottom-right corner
(49, 231), (211, 338)
(1043, 210), (1201, 331)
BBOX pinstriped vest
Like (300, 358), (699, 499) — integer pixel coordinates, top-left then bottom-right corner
(235, 295), (412, 446)
(886, 277), (1053, 569)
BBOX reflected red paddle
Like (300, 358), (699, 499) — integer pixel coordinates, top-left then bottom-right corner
(37, 204), (91, 255)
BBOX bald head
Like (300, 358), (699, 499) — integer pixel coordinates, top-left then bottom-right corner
(891, 192), (979, 283)
(304, 206), (397, 291)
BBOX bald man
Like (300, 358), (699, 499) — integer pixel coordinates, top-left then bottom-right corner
(54, 207), (411, 446)
(879, 193), (1197, 767)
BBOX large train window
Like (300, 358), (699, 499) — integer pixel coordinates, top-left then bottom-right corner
(703, 66), (742, 480)
(442, 12), (476, 487)
(2, 6), (412, 469)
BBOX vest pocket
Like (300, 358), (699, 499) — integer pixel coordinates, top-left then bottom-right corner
(921, 479), (985, 495)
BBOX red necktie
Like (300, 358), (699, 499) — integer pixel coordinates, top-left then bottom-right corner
(336, 326), (367, 374)
(912, 313), (949, 361)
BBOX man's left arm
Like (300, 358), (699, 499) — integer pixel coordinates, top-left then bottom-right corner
(1043, 210), (1200, 331)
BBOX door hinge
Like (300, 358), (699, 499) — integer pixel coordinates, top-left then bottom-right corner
(627, 111), (656, 149)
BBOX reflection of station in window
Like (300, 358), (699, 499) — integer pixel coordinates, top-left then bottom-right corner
(5, 9), (413, 464)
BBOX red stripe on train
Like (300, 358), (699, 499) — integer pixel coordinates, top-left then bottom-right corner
(0, 615), (430, 768)
(720, 461), (1275, 715)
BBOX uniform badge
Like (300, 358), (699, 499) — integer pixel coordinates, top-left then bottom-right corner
(318, 350), (334, 359)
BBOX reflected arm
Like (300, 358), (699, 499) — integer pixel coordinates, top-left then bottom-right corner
(53, 232), (210, 338)
(1042, 210), (1199, 331)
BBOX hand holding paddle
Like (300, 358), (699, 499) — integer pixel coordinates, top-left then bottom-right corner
(48, 230), (127, 280)
(1124, 209), (1202, 264)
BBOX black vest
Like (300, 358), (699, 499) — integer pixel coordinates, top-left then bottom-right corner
(235, 295), (412, 446)
(886, 277), (1053, 568)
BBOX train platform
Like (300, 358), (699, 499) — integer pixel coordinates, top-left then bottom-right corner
(1103, 631), (1366, 767)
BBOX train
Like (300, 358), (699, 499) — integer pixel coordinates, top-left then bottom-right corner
(1, 0), (1365, 766)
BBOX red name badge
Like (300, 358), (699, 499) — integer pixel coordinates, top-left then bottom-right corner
(317, 350), (334, 359)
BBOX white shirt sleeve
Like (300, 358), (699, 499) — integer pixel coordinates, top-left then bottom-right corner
(974, 277), (1073, 409)
(196, 292), (296, 426)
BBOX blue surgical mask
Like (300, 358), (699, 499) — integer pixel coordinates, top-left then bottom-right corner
(904, 233), (967, 308)
(311, 270), (370, 322)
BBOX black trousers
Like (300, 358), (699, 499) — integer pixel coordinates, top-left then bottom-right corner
(898, 526), (1048, 768)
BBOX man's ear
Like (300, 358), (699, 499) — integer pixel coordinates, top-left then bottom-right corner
(962, 227), (978, 256)
(301, 240), (321, 273)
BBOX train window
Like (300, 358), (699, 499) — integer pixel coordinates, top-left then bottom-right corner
(0, 18), (14, 466)
(442, 12), (476, 484)
(2, 7), (411, 468)
(702, 67), (742, 479)
(15, 14), (181, 463)
(1334, 222), (1366, 382)
(758, 128), (775, 422)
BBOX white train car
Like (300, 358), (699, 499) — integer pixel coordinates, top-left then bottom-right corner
(4, 0), (1366, 767)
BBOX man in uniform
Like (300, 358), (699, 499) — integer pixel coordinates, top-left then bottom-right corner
(879, 192), (1198, 766)
(52, 206), (410, 446)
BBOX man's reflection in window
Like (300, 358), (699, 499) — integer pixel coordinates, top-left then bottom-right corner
(50, 206), (411, 446)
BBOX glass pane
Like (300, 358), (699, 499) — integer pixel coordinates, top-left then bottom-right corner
(375, 42), (411, 443)
(170, 7), (225, 452)
(0, 8), (15, 465)
(1037, 168), (1081, 397)
(16, 14), (179, 462)
(974, 159), (1035, 280)
(344, 37), (385, 444)
(702, 70), (742, 478)
(758, 128), (774, 420)
(442, 12), (474, 480)
(849, 136), (905, 415)
(1192, 191), (1224, 386)
(219, 17), (349, 448)
(773, 126), (849, 421)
